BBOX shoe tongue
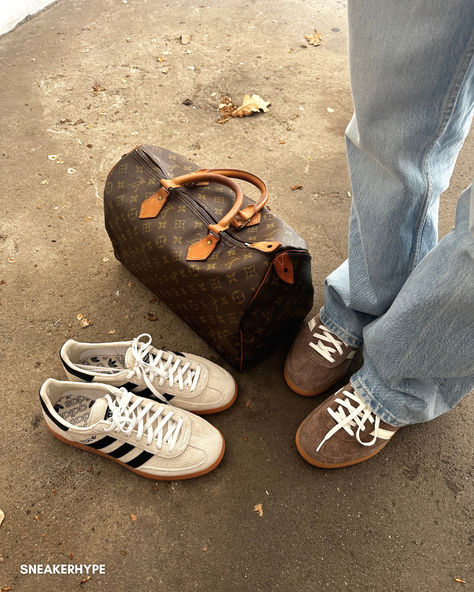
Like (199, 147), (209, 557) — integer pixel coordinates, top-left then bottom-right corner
(88, 397), (112, 425)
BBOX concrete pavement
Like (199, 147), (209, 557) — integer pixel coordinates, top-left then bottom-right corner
(0, 1), (472, 590)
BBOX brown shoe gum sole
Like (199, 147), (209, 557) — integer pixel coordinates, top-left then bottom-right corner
(193, 381), (238, 415)
(283, 364), (344, 397)
(295, 423), (390, 469)
(47, 424), (226, 481)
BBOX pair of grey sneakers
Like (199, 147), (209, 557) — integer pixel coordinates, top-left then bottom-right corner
(40, 333), (237, 480)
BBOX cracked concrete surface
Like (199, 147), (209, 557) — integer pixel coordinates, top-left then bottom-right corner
(0, 1), (472, 591)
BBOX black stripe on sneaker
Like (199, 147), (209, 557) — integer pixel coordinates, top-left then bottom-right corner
(87, 436), (117, 449)
(125, 385), (173, 404)
(133, 386), (152, 396)
(119, 382), (140, 391)
(107, 443), (135, 459)
(60, 356), (94, 382)
(39, 395), (69, 431)
(125, 450), (154, 468)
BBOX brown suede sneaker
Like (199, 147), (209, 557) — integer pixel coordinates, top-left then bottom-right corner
(296, 385), (398, 469)
(284, 315), (357, 396)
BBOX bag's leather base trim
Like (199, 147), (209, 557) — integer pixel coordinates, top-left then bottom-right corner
(46, 424), (225, 481)
(283, 363), (345, 397)
(295, 423), (390, 469)
(193, 382), (238, 415)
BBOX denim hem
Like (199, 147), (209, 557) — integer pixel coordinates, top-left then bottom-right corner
(319, 307), (364, 348)
(350, 373), (407, 428)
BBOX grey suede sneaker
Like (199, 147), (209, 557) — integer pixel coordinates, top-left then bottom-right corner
(284, 315), (357, 396)
(296, 384), (398, 469)
(60, 333), (237, 414)
(40, 380), (225, 480)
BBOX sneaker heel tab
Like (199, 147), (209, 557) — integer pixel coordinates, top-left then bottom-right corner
(60, 339), (77, 355)
(40, 377), (58, 395)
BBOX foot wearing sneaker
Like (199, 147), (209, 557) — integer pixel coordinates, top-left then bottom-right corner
(39, 379), (225, 480)
(295, 384), (398, 468)
(284, 314), (357, 396)
(60, 333), (237, 414)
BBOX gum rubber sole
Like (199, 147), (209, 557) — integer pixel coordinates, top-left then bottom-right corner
(47, 424), (226, 481)
(295, 423), (391, 469)
(192, 381), (238, 415)
(284, 364), (345, 397)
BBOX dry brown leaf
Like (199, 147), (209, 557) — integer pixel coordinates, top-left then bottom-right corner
(233, 94), (270, 118)
(0, 509), (4, 528)
(253, 503), (263, 517)
(92, 83), (106, 95)
(76, 313), (83, 320)
(69, 552), (74, 560)
(84, 216), (93, 222)
(305, 30), (322, 46)
(201, 546), (208, 552)
(454, 579), (466, 584)
(290, 184), (303, 190)
(2, 588), (13, 591)
(147, 312), (158, 321)
(130, 514), (137, 522)
(80, 576), (90, 585)
(108, 329), (116, 334)
(80, 318), (92, 328)
(218, 94), (270, 123)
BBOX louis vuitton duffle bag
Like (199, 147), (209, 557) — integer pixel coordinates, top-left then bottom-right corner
(104, 145), (313, 369)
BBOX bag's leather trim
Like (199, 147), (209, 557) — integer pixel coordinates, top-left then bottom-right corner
(192, 168), (267, 229)
(139, 187), (169, 219)
(232, 207), (261, 228)
(249, 241), (281, 253)
(186, 234), (220, 261)
(273, 252), (294, 284)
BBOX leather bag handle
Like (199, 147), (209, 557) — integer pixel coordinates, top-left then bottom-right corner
(160, 172), (244, 261)
(190, 168), (268, 228)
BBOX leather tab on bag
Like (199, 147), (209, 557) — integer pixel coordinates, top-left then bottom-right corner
(186, 234), (220, 261)
(139, 187), (169, 219)
(273, 252), (294, 284)
(249, 241), (281, 253)
(232, 208), (262, 228)
(245, 211), (261, 227)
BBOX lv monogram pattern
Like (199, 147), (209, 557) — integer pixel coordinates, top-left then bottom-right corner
(104, 146), (313, 368)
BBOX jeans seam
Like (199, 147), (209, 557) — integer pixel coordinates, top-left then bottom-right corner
(319, 306), (363, 348)
(411, 32), (474, 271)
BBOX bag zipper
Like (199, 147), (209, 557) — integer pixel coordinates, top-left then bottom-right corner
(132, 146), (252, 250)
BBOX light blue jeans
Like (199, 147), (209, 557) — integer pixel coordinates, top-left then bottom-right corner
(320, 0), (474, 426)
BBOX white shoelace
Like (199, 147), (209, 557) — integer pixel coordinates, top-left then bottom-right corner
(308, 317), (344, 363)
(316, 389), (395, 452)
(103, 388), (183, 452)
(125, 334), (202, 403)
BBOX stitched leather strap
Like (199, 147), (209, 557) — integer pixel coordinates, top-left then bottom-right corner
(161, 172), (244, 233)
(190, 168), (268, 228)
(160, 173), (244, 261)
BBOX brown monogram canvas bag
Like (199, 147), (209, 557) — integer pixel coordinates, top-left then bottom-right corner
(104, 145), (313, 369)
